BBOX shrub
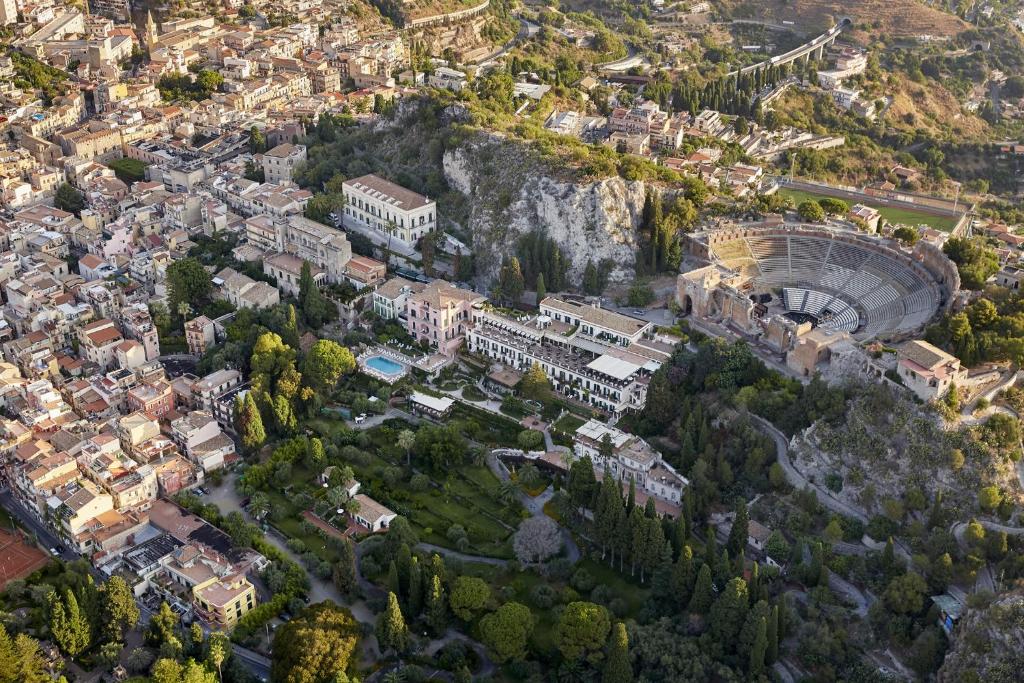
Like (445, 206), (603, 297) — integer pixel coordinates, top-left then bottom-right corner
(530, 584), (556, 609)
(569, 569), (596, 593)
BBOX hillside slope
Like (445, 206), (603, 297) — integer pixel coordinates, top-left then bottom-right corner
(720, 0), (968, 39)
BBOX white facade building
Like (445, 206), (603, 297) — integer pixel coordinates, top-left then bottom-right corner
(342, 174), (436, 247)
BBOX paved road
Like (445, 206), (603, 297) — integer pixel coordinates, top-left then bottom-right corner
(828, 572), (870, 617)
(231, 644), (271, 681)
(416, 542), (508, 566)
(0, 489), (77, 562)
(747, 415), (869, 524)
(476, 17), (538, 68)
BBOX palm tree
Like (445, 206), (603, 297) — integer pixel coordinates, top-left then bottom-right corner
(470, 447), (487, 467)
(498, 480), (518, 506)
(382, 670), (406, 683)
(326, 486), (349, 510)
(248, 492), (271, 519)
(397, 429), (415, 467)
(344, 497), (361, 517)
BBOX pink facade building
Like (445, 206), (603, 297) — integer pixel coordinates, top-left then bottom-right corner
(404, 280), (484, 356)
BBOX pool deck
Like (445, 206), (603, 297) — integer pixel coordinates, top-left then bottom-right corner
(357, 349), (410, 384)
(360, 346), (453, 381)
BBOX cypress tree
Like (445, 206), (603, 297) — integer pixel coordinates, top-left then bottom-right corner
(377, 592), (409, 654)
(673, 512), (688, 556)
(749, 617), (767, 676)
(602, 622), (633, 683)
(535, 273), (546, 305)
(386, 561), (400, 596)
(642, 518), (665, 584)
(396, 544), (413, 602)
(332, 537), (357, 595)
(688, 563), (714, 614)
(626, 477), (636, 514)
(651, 541), (675, 604)
(629, 507), (646, 578)
(766, 604), (780, 664)
(709, 578), (749, 646)
(595, 472), (621, 563)
(671, 545), (695, 609)
(705, 523), (718, 569)
(425, 574), (447, 636)
(727, 502), (748, 557)
(716, 548), (732, 588)
(614, 511), (631, 573)
(407, 557), (423, 616)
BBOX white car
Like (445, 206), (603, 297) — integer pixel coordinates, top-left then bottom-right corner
(354, 414), (367, 424)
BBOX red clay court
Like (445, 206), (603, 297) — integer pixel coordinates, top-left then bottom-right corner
(0, 528), (48, 586)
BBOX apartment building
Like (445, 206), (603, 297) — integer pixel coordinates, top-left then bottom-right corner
(428, 66), (468, 91)
(120, 304), (160, 361)
(405, 280), (484, 355)
(170, 410), (233, 471)
(539, 298), (652, 347)
(263, 252), (324, 297)
(277, 215), (353, 283)
(342, 174), (436, 247)
(192, 369), (242, 413)
(126, 378), (174, 417)
(78, 318), (125, 371)
(261, 143), (307, 184)
(194, 573), (257, 628)
(608, 101), (685, 149)
(54, 479), (115, 543)
(343, 254), (386, 289)
(185, 316), (216, 356)
(213, 267), (280, 310)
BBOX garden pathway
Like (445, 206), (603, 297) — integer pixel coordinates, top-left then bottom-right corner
(487, 452), (582, 564)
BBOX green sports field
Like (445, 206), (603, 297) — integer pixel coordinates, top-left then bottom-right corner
(778, 188), (961, 233)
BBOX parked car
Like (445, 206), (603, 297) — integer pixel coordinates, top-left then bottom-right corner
(354, 414), (367, 424)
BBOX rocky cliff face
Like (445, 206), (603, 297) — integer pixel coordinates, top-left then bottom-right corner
(443, 137), (648, 288)
(938, 590), (1024, 681)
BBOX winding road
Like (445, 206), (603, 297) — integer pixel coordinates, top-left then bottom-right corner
(748, 414), (868, 524)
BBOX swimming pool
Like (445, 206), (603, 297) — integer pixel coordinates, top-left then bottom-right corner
(364, 355), (405, 377)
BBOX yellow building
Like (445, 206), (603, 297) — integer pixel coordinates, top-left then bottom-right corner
(193, 573), (257, 628)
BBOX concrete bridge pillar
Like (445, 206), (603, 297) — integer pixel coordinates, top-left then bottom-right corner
(812, 45), (824, 61)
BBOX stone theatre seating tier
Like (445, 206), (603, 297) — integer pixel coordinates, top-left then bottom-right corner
(715, 231), (942, 338)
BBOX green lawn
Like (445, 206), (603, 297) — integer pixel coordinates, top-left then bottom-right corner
(552, 414), (586, 439)
(778, 188), (961, 232)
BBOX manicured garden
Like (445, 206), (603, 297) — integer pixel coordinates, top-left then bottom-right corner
(298, 417), (522, 558)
